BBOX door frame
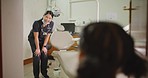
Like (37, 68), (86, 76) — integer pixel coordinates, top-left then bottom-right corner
(146, 0), (148, 56)
(0, 0), (147, 78)
(0, 0), (3, 77)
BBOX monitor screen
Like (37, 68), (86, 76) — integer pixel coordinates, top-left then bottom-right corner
(61, 23), (75, 34)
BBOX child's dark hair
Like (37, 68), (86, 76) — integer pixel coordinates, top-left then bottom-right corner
(77, 22), (148, 78)
(43, 11), (54, 18)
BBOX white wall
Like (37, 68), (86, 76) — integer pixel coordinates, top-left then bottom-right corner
(23, 0), (70, 59)
(23, 0), (96, 59)
(99, 0), (129, 26)
(23, 0), (130, 59)
(70, 0), (97, 22)
(2, 0), (24, 78)
(23, 0), (47, 59)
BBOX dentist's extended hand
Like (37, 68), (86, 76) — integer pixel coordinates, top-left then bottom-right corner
(42, 47), (48, 55)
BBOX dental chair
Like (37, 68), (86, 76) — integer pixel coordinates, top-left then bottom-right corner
(50, 25), (79, 78)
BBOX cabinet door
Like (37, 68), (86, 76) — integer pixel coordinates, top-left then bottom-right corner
(131, 0), (147, 56)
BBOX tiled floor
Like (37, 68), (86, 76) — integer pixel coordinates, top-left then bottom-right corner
(24, 53), (146, 78)
(24, 60), (59, 78)
(24, 60), (128, 78)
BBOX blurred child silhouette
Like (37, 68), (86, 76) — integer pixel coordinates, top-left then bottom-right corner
(77, 22), (148, 78)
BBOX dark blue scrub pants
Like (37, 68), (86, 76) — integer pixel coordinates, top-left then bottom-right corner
(29, 39), (49, 78)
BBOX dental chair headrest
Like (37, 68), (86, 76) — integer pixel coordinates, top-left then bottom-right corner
(56, 25), (65, 31)
(50, 31), (74, 50)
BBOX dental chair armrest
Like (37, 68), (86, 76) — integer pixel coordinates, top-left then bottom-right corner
(72, 38), (80, 41)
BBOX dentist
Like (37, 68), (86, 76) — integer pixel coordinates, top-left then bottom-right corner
(28, 11), (54, 78)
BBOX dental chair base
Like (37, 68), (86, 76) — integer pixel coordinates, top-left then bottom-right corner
(51, 51), (79, 78)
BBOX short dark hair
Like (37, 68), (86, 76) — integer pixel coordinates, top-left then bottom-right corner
(43, 11), (54, 18)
